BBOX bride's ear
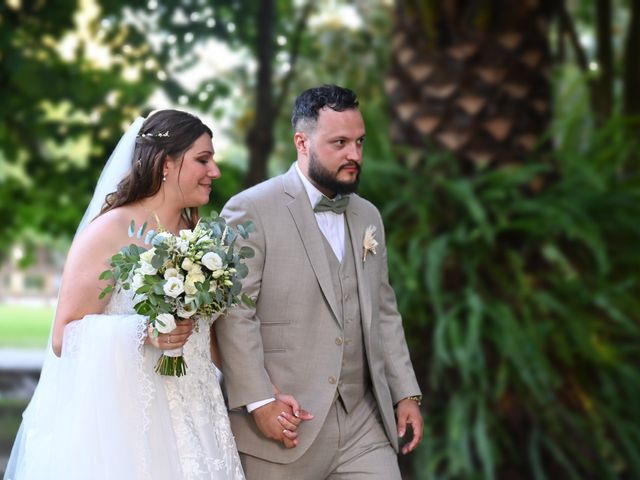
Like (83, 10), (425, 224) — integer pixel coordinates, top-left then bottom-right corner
(162, 155), (175, 179)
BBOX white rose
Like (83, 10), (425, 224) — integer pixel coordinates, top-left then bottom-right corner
(131, 273), (144, 291)
(177, 301), (197, 318)
(184, 271), (205, 295)
(163, 277), (184, 298)
(181, 257), (194, 271)
(139, 261), (157, 276)
(201, 252), (223, 271)
(156, 313), (176, 333)
(164, 268), (183, 281)
(139, 248), (156, 264)
(184, 279), (197, 296)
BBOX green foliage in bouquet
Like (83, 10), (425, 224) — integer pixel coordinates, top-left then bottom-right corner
(99, 212), (255, 376)
(360, 120), (640, 479)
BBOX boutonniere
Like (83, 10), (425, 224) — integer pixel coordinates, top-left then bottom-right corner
(362, 225), (378, 262)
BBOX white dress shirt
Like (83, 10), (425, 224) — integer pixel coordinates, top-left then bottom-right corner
(294, 162), (346, 262)
(246, 163), (348, 413)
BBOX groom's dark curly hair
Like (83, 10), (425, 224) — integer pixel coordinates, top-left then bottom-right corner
(291, 84), (359, 133)
(100, 109), (212, 228)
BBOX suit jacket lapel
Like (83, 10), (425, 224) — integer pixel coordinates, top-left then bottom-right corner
(283, 166), (342, 325)
(346, 200), (373, 332)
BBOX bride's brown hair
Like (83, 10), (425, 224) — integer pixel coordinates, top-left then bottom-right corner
(100, 109), (213, 228)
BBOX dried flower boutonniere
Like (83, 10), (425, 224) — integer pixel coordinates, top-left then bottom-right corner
(363, 225), (378, 262)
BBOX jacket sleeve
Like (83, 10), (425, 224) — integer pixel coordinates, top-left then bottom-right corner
(375, 210), (422, 404)
(215, 193), (275, 410)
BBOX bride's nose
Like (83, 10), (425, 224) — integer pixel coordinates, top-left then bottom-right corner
(208, 161), (221, 179)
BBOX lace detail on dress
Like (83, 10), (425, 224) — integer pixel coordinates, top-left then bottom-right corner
(106, 285), (244, 480)
(162, 316), (245, 480)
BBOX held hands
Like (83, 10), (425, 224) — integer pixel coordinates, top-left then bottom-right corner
(251, 394), (314, 449)
(396, 398), (424, 455)
(146, 320), (194, 350)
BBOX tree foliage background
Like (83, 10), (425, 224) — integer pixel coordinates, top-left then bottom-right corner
(1, 0), (639, 478)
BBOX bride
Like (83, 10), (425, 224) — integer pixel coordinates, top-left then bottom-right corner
(5, 110), (246, 479)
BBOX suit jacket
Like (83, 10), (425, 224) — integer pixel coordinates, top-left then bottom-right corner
(216, 164), (420, 463)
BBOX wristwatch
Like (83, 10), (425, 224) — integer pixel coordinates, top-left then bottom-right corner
(406, 395), (422, 406)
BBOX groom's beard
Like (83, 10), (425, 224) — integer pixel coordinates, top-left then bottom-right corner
(308, 150), (361, 196)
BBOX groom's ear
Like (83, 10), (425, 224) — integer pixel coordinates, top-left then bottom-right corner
(294, 132), (308, 156)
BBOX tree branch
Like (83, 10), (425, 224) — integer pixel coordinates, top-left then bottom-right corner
(624, 0), (640, 117)
(558, 0), (589, 72)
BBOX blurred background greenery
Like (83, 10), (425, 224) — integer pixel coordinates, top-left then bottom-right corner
(1, 0), (639, 478)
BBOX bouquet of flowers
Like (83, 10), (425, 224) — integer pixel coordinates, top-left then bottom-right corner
(99, 212), (255, 376)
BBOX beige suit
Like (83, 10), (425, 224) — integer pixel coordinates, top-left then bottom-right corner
(216, 165), (420, 468)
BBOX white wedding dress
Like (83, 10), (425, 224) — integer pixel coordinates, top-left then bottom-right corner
(4, 284), (245, 480)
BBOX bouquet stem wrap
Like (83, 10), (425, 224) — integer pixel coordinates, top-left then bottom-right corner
(155, 347), (187, 376)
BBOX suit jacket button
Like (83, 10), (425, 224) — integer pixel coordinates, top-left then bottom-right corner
(328, 376), (337, 384)
(335, 337), (343, 345)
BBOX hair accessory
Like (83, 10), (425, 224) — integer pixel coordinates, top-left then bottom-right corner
(139, 130), (170, 138)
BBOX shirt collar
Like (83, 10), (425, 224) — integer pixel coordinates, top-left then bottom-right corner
(294, 162), (326, 208)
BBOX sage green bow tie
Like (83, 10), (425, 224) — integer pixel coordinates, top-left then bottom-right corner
(313, 195), (349, 214)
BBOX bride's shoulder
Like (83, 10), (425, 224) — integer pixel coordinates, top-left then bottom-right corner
(71, 206), (139, 256)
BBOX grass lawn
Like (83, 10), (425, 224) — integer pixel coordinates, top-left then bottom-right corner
(0, 397), (27, 449)
(0, 304), (53, 349)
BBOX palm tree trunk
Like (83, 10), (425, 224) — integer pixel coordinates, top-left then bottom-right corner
(387, 0), (556, 170)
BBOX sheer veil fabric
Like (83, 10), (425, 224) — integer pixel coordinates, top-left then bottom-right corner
(4, 117), (244, 480)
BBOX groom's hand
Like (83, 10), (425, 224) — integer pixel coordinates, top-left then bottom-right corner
(252, 399), (301, 448)
(396, 398), (424, 455)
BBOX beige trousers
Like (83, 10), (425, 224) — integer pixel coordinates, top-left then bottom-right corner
(241, 392), (401, 480)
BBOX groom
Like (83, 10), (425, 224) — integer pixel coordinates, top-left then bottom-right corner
(216, 84), (423, 479)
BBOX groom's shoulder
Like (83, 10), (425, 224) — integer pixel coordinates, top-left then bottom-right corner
(227, 172), (287, 205)
(351, 193), (381, 215)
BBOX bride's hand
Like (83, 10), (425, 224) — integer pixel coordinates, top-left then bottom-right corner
(145, 320), (194, 350)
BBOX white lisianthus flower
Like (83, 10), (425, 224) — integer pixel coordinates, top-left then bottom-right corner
(224, 280), (234, 287)
(208, 281), (218, 292)
(164, 268), (184, 281)
(131, 273), (144, 291)
(202, 252), (223, 271)
(189, 264), (203, 275)
(163, 277), (185, 298)
(139, 261), (157, 276)
(156, 313), (176, 333)
(181, 257), (194, 271)
(177, 301), (197, 318)
(211, 269), (225, 279)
